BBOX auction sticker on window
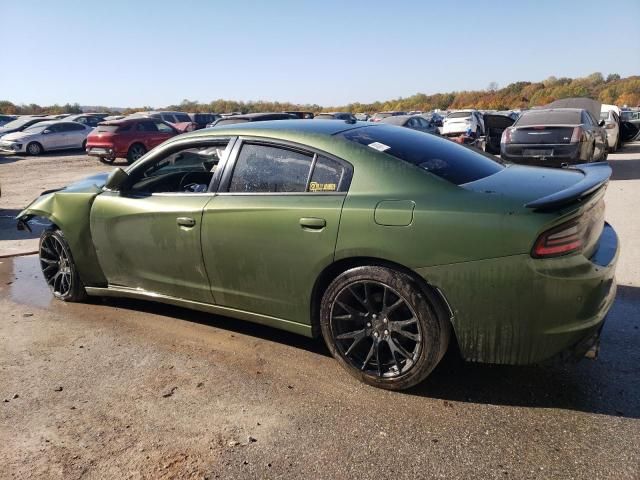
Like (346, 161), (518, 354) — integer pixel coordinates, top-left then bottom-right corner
(367, 142), (391, 152)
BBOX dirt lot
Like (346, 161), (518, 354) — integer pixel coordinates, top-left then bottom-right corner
(1, 148), (639, 479)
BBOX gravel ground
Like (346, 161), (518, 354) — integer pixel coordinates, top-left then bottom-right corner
(0, 147), (639, 479)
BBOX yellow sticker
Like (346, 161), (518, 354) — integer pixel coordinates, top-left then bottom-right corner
(310, 182), (337, 192)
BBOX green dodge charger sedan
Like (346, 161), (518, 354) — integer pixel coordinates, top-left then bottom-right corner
(17, 120), (618, 390)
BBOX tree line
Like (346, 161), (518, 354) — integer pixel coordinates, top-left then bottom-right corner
(1, 72), (638, 116)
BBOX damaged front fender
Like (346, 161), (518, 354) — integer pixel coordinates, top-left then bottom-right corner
(16, 184), (108, 287)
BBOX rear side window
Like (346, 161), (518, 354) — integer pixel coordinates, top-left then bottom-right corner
(228, 144), (313, 193)
(338, 125), (503, 185)
(310, 156), (351, 192)
(136, 121), (158, 132)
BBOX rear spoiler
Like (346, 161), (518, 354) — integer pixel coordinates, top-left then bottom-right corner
(525, 163), (611, 211)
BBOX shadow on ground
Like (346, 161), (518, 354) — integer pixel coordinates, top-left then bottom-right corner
(97, 280), (640, 419)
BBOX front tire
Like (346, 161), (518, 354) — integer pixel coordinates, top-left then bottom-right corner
(320, 266), (449, 390)
(39, 229), (87, 302)
(98, 156), (115, 164)
(26, 142), (43, 156)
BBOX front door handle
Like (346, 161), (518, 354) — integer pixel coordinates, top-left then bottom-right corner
(299, 217), (326, 230)
(177, 217), (196, 227)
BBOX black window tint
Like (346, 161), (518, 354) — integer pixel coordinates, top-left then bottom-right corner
(516, 110), (581, 126)
(309, 156), (350, 192)
(137, 122), (157, 132)
(69, 123), (86, 131)
(338, 125), (503, 185)
(174, 113), (191, 122)
(229, 144), (313, 193)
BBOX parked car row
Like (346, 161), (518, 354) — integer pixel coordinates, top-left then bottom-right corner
(1, 99), (634, 167)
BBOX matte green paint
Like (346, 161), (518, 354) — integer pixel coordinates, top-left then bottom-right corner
(17, 121), (618, 364)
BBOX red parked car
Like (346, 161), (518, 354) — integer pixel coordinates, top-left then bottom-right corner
(86, 117), (180, 164)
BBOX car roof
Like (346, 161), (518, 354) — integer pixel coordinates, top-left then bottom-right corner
(221, 112), (293, 120)
(379, 115), (414, 125)
(100, 116), (157, 125)
(197, 119), (367, 137)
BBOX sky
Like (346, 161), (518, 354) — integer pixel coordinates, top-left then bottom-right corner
(2, 0), (639, 108)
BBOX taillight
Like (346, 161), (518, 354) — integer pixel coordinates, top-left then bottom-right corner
(501, 127), (512, 144)
(570, 126), (584, 143)
(532, 218), (583, 258)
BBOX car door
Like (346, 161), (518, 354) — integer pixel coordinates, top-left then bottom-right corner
(201, 139), (352, 324)
(90, 138), (233, 302)
(67, 122), (89, 148)
(42, 123), (65, 150)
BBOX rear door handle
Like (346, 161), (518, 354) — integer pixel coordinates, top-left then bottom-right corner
(299, 217), (326, 230)
(177, 217), (196, 227)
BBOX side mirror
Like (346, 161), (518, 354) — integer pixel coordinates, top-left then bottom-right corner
(598, 120), (605, 127)
(104, 167), (129, 191)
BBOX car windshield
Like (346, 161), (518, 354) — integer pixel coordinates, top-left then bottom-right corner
(516, 110), (581, 126)
(447, 112), (472, 119)
(23, 122), (52, 132)
(338, 125), (503, 185)
(1, 117), (38, 129)
(174, 113), (191, 122)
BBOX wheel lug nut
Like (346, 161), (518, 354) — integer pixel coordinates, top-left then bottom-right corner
(383, 318), (387, 323)
(372, 314), (377, 319)
(366, 322), (371, 327)
(384, 330), (389, 335)
(373, 331), (379, 337)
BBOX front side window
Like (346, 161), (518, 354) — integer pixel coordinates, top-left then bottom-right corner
(156, 121), (175, 133)
(228, 144), (313, 193)
(130, 142), (230, 194)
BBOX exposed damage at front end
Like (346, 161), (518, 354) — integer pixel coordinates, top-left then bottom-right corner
(16, 173), (110, 286)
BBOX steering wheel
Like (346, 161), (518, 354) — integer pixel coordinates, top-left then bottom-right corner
(179, 171), (208, 193)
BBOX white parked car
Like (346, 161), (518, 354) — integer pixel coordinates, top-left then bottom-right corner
(441, 110), (484, 137)
(0, 121), (92, 155)
(600, 104), (621, 152)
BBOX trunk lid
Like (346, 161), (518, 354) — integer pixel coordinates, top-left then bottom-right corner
(511, 125), (575, 144)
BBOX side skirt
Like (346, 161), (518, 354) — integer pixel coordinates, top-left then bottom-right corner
(85, 286), (313, 337)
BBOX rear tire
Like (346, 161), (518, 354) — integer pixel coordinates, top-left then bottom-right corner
(98, 156), (115, 164)
(320, 266), (450, 390)
(127, 143), (146, 164)
(39, 229), (87, 302)
(26, 142), (43, 156)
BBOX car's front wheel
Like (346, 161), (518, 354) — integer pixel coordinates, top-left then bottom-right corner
(320, 266), (449, 390)
(26, 142), (43, 156)
(39, 229), (87, 302)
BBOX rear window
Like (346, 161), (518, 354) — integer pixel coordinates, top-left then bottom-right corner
(174, 113), (191, 122)
(516, 110), (581, 126)
(447, 112), (472, 119)
(214, 118), (248, 126)
(94, 125), (120, 133)
(337, 125), (503, 185)
(314, 114), (335, 119)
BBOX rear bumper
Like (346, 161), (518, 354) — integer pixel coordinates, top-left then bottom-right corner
(416, 223), (619, 365)
(501, 143), (583, 167)
(86, 146), (117, 159)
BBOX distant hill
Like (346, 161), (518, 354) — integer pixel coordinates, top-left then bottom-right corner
(1, 72), (638, 115)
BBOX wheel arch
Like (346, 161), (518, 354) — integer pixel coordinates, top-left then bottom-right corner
(310, 256), (456, 344)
